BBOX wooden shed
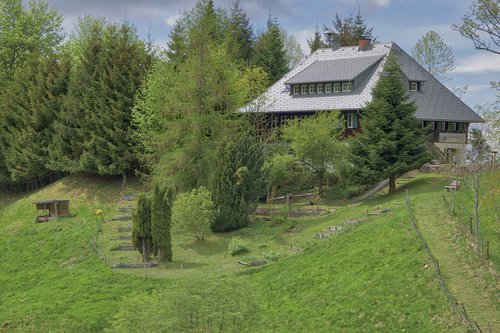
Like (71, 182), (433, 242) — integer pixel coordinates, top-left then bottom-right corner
(33, 200), (70, 222)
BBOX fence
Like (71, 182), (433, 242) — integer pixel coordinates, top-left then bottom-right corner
(0, 171), (68, 193)
(405, 190), (486, 333)
(441, 195), (490, 261)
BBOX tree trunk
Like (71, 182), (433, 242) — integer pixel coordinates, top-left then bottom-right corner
(388, 177), (396, 193)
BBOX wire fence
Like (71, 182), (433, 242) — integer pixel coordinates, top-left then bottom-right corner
(0, 171), (69, 193)
(441, 194), (490, 261)
(405, 190), (487, 333)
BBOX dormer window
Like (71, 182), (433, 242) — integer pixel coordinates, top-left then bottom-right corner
(293, 85), (300, 95)
(325, 83), (332, 93)
(301, 85), (308, 94)
(410, 81), (419, 91)
(317, 84), (324, 93)
(342, 81), (353, 92)
(333, 83), (341, 93)
(309, 84), (316, 94)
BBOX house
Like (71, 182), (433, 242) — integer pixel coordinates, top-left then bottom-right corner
(240, 38), (484, 164)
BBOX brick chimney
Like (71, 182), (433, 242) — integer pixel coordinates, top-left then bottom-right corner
(358, 37), (372, 51)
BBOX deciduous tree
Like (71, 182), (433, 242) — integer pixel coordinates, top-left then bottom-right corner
(452, 0), (500, 55)
(412, 31), (455, 82)
(282, 112), (346, 194)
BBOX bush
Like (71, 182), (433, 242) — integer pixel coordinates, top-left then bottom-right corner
(172, 187), (215, 241)
(263, 250), (280, 262)
(227, 236), (248, 256)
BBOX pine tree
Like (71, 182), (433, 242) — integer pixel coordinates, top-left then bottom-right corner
(211, 133), (265, 232)
(252, 16), (288, 84)
(151, 185), (173, 261)
(307, 25), (327, 54)
(132, 193), (153, 262)
(324, 10), (374, 47)
(0, 52), (69, 182)
(224, 0), (254, 64)
(349, 57), (429, 193)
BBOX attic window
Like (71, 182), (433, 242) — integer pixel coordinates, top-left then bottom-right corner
(325, 83), (332, 93)
(301, 85), (308, 94)
(293, 85), (300, 95)
(410, 81), (419, 91)
(333, 83), (341, 93)
(309, 84), (316, 94)
(342, 81), (353, 92)
(317, 84), (324, 93)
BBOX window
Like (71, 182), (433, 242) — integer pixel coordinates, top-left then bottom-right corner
(301, 85), (308, 94)
(293, 85), (300, 95)
(452, 122), (457, 131)
(431, 122), (435, 130)
(342, 81), (353, 92)
(441, 122), (446, 131)
(325, 83), (332, 93)
(317, 84), (324, 93)
(333, 82), (341, 93)
(309, 84), (316, 94)
(410, 81), (419, 91)
(347, 112), (358, 129)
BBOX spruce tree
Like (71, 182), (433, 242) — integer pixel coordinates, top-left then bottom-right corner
(132, 193), (153, 262)
(307, 25), (327, 54)
(211, 133), (265, 232)
(350, 57), (429, 193)
(325, 10), (374, 47)
(252, 16), (288, 84)
(225, 0), (254, 64)
(151, 185), (173, 262)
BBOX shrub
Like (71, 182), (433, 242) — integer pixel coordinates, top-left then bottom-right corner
(227, 236), (248, 256)
(172, 187), (215, 241)
(263, 250), (280, 262)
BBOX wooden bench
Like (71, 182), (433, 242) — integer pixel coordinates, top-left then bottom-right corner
(445, 180), (461, 191)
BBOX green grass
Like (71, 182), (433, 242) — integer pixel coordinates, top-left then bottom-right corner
(0, 172), (479, 331)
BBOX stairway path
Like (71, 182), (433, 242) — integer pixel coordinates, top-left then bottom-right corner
(414, 193), (499, 331)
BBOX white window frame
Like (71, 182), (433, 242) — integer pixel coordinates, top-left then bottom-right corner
(452, 122), (457, 131)
(441, 121), (446, 131)
(301, 85), (308, 94)
(342, 81), (352, 92)
(410, 81), (418, 91)
(333, 82), (341, 93)
(317, 83), (324, 93)
(325, 83), (332, 93)
(309, 84), (316, 94)
(347, 113), (354, 128)
(293, 85), (300, 95)
(431, 122), (435, 130)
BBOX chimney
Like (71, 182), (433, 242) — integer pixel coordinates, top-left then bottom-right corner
(358, 37), (372, 51)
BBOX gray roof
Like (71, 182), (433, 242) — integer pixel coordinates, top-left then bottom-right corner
(286, 55), (384, 84)
(240, 42), (484, 123)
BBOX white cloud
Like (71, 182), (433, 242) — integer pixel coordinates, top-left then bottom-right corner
(165, 13), (180, 27)
(454, 53), (500, 74)
(367, 0), (390, 7)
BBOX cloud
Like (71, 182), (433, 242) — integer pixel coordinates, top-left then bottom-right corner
(454, 53), (500, 74)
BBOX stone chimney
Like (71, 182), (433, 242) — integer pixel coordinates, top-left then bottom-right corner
(358, 37), (372, 51)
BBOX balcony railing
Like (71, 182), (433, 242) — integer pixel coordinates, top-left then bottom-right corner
(439, 132), (466, 143)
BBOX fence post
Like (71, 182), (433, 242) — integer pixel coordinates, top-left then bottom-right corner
(286, 193), (291, 206)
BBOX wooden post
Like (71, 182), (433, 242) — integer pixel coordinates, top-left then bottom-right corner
(366, 209), (369, 220)
(286, 193), (291, 205)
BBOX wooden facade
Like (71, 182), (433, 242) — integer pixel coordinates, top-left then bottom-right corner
(34, 200), (70, 222)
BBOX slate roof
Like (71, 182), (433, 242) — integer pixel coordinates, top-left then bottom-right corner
(240, 42), (484, 123)
(286, 55), (384, 84)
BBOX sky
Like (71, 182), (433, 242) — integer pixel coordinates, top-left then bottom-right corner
(35, 0), (499, 109)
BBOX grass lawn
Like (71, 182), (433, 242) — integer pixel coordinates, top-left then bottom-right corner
(0, 172), (479, 331)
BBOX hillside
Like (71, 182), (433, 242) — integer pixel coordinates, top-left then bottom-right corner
(2, 172), (497, 332)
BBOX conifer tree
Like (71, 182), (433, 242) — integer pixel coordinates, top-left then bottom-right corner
(324, 10), (374, 47)
(151, 185), (173, 261)
(225, 0), (254, 64)
(132, 193), (153, 262)
(211, 133), (265, 232)
(0, 52), (69, 182)
(252, 16), (288, 84)
(307, 25), (327, 54)
(349, 58), (429, 193)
